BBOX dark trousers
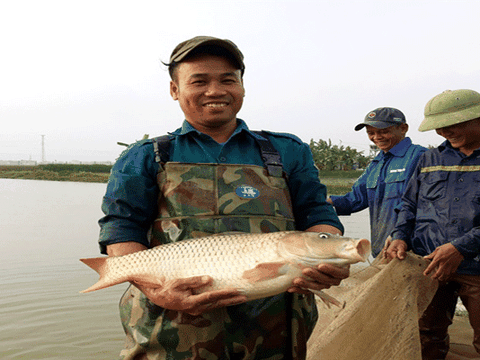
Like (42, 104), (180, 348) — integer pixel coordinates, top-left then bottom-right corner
(419, 274), (480, 360)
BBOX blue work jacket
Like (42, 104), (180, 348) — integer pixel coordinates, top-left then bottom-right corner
(98, 119), (343, 254)
(330, 137), (426, 256)
(391, 141), (480, 275)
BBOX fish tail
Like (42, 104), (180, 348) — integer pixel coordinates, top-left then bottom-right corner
(79, 257), (113, 293)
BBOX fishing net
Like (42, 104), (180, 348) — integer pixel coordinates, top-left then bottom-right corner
(307, 253), (438, 360)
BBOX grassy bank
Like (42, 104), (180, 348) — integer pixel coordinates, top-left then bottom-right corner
(0, 165), (360, 194)
(319, 170), (362, 195)
(0, 165), (111, 183)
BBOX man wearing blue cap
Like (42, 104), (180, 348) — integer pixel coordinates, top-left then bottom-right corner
(328, 107), (426, 257)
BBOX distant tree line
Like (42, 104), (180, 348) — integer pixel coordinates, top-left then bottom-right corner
(115, 135), (374, 172)
(309, 138), (373, 171)
(38, 164), (112, 173)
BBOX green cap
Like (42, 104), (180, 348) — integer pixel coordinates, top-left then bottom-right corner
(169, 36), (245, 71)
(419, 89), (480, 131)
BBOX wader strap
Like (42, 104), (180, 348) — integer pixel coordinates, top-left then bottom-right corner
(252, 131), (284, 178)
(153, 135), (173, 170)
(152, 131), (284, 177)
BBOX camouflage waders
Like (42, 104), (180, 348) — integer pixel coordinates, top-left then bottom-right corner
(118, 137), (318, 360)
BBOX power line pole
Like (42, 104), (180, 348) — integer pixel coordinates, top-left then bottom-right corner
(41, 135), (46, 163)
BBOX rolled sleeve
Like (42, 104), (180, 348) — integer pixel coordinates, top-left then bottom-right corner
(98, 141), (159, 254)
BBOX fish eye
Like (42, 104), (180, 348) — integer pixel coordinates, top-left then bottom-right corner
(318, 233), (329, 239)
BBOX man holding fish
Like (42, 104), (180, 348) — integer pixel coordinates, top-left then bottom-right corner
(95, 36), (354, 360)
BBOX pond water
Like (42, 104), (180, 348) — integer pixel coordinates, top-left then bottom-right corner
(0, 179), (370, 359)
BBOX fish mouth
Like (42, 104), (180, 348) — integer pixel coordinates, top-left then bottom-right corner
(355, 238), (371, 261)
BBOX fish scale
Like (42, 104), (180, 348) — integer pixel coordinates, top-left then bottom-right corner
(80, 231), (371, 304)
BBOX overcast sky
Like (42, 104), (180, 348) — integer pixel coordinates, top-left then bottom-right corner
(1, 0), (479, 163)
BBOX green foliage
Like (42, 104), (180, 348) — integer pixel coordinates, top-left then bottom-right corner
(38, 164), (112, 173)
(309, 138), (373, 171)
(0, 165), (111, 183)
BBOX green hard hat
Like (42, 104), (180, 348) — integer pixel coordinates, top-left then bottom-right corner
(418, 89), (480, 132)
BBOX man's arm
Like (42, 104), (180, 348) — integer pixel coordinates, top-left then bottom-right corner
(383, 158), (425, 261)
(423, 243), (464, 281)
(107, 241), (148, 256)
(329, 167), (371, 215)
(384, 239), (408, 260)
(276, 136), (344, 232)
(98, 141), (160, 254)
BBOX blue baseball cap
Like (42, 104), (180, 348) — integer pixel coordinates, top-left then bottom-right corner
(355, 107), (406, 131)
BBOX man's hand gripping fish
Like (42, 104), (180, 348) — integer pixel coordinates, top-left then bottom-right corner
(80, 231), (371, 307)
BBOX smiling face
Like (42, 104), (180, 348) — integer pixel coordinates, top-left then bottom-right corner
(435, 118), (480, 156)
(170, 54), (245, 142)
(365, 124), (408, 152)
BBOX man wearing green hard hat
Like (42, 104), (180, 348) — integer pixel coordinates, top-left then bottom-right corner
(385, 89), (480, 359)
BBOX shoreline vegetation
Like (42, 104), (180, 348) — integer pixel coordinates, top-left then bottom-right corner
(0, 165), (362, 195)
(0, 164), (111, 184)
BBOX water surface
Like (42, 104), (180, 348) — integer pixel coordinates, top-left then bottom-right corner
(0, 179), (370, 359)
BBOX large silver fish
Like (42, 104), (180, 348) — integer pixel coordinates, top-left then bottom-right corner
(80, 231), (370, 305)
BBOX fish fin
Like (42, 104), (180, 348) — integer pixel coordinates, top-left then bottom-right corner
(242, 262), (288, 283)
(311, 289), (344, 309)
(79, 257), (113, 293)
(130, 274), (166, 288)
(80, 257), (131, 293)
(80, 257), (107, 276)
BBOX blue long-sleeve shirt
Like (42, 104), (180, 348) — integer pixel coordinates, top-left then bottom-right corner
(330, 137), (426, 256)
(391, 141), (480, 275)
(98, 119), (343, 254)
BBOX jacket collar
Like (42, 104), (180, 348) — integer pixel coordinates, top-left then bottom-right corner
(439, 140), (480, 158)
(170, 119), (252, 141)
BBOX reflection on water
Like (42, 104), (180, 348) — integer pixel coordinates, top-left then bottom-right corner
(0, 179), (370, 360)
